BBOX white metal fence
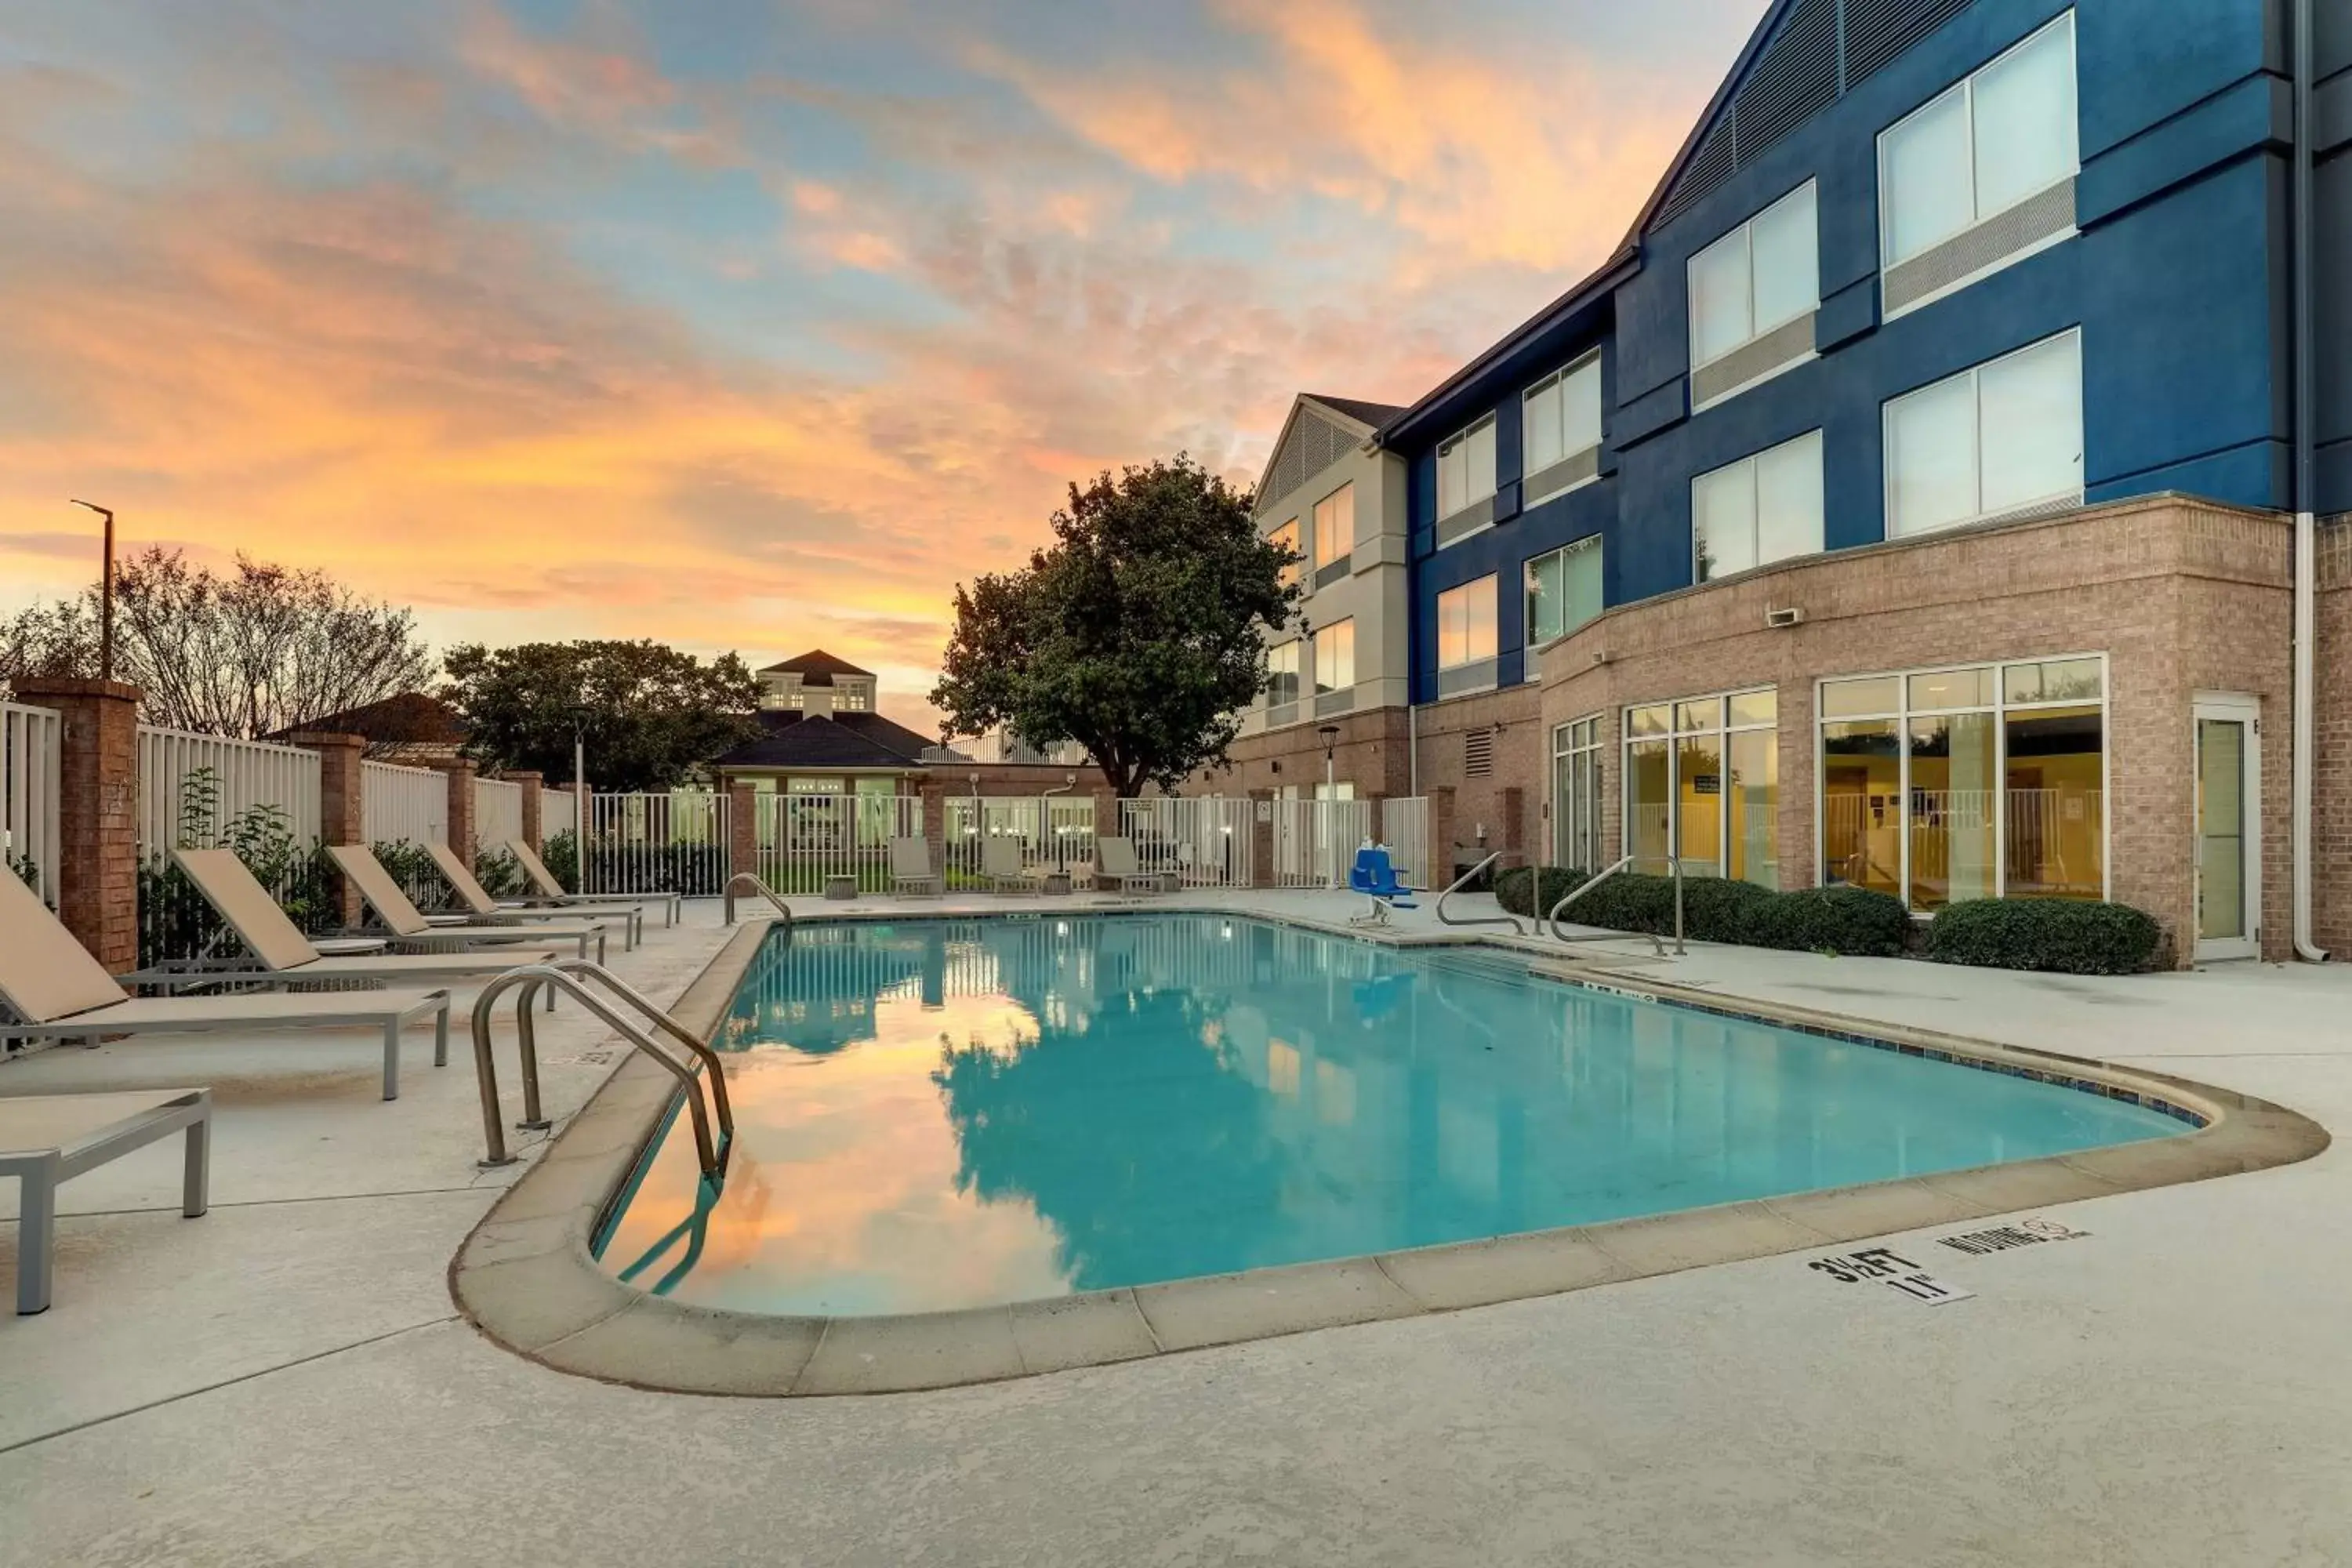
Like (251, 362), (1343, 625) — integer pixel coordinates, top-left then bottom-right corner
(1120, 797), (1254, 888)
(2, 701), (63, 909)
(584, 790), (730, 896)
(939, 795), (1098, 887)
(475, 778), (524, 855)
(361, 760), (446, 848)
(1272, 797), (1371, 888)
(138, 726), (321, 855)
(1380, 796), (1429, 888)
(540, 786), (579, 843)
(756, 790), (922, 895)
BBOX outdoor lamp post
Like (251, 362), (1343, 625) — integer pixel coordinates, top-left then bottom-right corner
(1317, 724), (1339, 798)
(67, 500), (114, 682)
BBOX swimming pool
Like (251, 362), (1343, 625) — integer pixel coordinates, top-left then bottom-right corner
(594, 913), (2186, 1316)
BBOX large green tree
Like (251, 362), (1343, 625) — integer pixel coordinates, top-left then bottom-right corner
(441, 640), (760, 793)
(931, 456), (1301, 797)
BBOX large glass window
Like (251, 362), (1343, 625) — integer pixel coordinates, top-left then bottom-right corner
(1436, 578), (1497, 670)
(1523, 354), (1602, 494)
(1266, 639), (1301, 708)
(1688, 182), (1819, 375)
(1437, 417), (1497, 520)
(1312, 484), (1353, 569)
(1879, 13), (2078, 270)
(1269, 518), (1301, 589)
(1885, 330), (2081, 537)
(1524, 536), (1603, 648)
(1312, 620), (1354, 695)
(1693, 430), (1824, 583)
(1817, 655), (2105, 910)
(1621, 690), (1777, 887)
(1552, 716), (1604, 872)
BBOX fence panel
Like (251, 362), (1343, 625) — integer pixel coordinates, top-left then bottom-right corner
(539, 786), (579, 843)
(585, 790), (730, 896)
(138, 727), (321, 855)
(1271, 798), (1371, 888)
(1120, 797), (1253, 887)
(2, 701), (63, 909)
(755, 791), (922, 895)
(938, 796), (1098, 888)
(475, 778), (525, 855)
(361, 760), (446, 848)
(1379, 797), (1429, 888)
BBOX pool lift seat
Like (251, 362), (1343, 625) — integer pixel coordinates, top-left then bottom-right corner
(1348, 845), (1420, 927)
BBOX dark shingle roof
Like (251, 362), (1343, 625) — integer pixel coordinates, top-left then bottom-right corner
(754, 648), (873, 684)
(273, 691), (467, 746)
(1304, 394), (1408, 432)
(713, 710), (933, 771)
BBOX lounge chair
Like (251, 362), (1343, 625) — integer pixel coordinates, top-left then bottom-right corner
(167, 848), (563, 993)
(1094, 837), (1167, 895)
(2, 1088), (211, 1313)
(328, 844), (619, 959)
(0, 870), (450, 1101)
(503, 839), (680, 928)
(888, 837), (942, 898)
(979, 836), (1036, 893)
(423, 841), (647, 946)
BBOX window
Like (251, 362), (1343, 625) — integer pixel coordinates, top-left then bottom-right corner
(1817, 655), (2106, 911)
(1885, 330), (2081, 537)
(1312, 619), (1354, 695)
(1552, 716), (1604, 872)
(1269, 519), (1301, 588)
(1436, 578), (1498, 669)
(1525, 536), (1604, 648)
(1688, 182), (1818, 378)
(1437, 416), (1497, 519)
(1622, 690), (1778, 887)
(1312, 484), (1353, 569)
(1693, 430), (1824, 583)
(1879, 14), (2078, 271)
(1523, 354), (1602, 498)
(1266, 639), (1301, 709)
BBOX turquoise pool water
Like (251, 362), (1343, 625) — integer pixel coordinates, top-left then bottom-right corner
(597, 914), (2182, 1316)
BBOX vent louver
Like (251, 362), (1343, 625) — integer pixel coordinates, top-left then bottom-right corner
(1465, 730), (1495, 779)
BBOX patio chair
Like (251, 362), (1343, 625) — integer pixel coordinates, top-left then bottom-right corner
(979, 836), (1036, 894)
(424, 841), (648, 946)
(504, 839), (680, 928)
(166, 848), (563, 995)
(0, 870), (450, 1102)
(327, 846), (616, 960)
(888, 837), (942, 898)
(3, 1088), (211, 1313)
(1094, 837), (1167, 895)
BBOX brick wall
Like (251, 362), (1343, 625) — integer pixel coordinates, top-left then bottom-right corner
(1192, 706), (1414, 801)
(2314, 515), (2352, 956)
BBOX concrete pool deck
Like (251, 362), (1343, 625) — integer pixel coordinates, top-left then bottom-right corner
(6, 890), (2352, 1564)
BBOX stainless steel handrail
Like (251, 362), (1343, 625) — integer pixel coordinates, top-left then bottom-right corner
(1436, 850), (1526, 936)
(723, 872), (793, 927)
(513, 956), (736, 1143)
(1545, 855), (1686, 956)
(466, 964), (731, 1179)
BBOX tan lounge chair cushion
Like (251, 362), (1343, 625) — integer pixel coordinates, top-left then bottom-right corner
(326, 845), (434, 937)
(0, 869), (129, 1024)
(171, 849), (325, 972)
(423, 840), (500, 917)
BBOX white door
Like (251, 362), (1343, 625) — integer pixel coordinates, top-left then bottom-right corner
(2192, 695), (2259, 962)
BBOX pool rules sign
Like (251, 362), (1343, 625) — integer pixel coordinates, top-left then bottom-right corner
(1804, 1245), (1975, 1305)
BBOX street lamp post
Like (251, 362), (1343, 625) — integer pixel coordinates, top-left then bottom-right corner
(68, 500), (114, 683)
(1317, 724), (1341, 889)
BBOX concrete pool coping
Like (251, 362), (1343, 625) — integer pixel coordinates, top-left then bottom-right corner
(447, 910), (2330, 1397)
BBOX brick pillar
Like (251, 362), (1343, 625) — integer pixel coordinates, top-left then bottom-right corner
(509, 771), (545, 852)
(1428, 785), (1460, 889)
(432, 758), (477, 867)
(1091, 784), (1121, 866)
(1249, 788), (1276, 888)
(727, 782), (757, 880)
(919, 781), (948, 869)
(1365, 791), (1388, 848)
(12, 677), (140, 971)
(1499, 786), (1526, 863)
(288, 731), (368, 927)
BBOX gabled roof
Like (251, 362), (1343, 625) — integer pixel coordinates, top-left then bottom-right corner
(712, 709), (933, 771)
(270, 691), (467, 746)
(1253, 393), (1397, 514)
(1303, 394), (1406, 430)
(756, 648), (872, 684)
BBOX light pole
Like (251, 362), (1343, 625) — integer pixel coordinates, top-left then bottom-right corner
(1317, 724), (1341, 889)
(67, 500), (114, 682)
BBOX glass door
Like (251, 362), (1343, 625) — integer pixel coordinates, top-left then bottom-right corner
(2193, 696), (2259, 962)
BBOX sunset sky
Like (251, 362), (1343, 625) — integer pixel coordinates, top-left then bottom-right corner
(0, 0), (1765, 730)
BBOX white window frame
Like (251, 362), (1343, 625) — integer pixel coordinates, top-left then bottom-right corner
(1437, 416), (1497, 522)
(1686, 180), (1819, 407)
(1876, 11), (2080, 319)
(1265, 638), (1302, 710)
(1269, 517), (1301, 588)
(1436, 576), (1499, 673)
(1618, 688), (1780, 884)
(1521, 350), (1603, 504)
(1312, 619), (1355, 695)
(1882, 328), (2083, 539)
(1552, 713), (1606, 871)
(1312, 483), (1354, 569)
(1692, 428), (1825, 583)
(1811, 652), (2111, 913)
(1524, 535), (1605, 650)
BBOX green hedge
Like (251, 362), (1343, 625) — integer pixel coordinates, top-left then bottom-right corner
(1924, 898), (2162, 975)
(1493, 866), (1907, 956)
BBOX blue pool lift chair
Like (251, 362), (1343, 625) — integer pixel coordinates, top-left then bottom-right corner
(1348, 845), (1419, 927)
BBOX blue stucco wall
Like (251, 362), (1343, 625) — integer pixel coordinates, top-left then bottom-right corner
(1400, 0), (2299, 702)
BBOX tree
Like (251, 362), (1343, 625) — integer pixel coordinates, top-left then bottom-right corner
(0, 547), (434, 738)
(931, 455), (1301, 797)
(441, 639), (761, 793)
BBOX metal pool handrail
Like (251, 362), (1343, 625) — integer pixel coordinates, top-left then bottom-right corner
(724, 873), (793, 927)
(466, 961), (733, 1179)
(1436, 850), (1526, 936)
(1545, 855), (1684, 956)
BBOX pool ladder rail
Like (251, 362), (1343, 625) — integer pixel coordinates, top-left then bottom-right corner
(468, 958), (735, 1181)
(1436, 851), (1527, 936)
(723, 872), (794, 927)
(1547, 855), (1685, 959)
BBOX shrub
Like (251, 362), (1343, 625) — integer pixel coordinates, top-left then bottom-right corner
(1745, 886), (1911, 956)
(1924, 898), (2162, 975)
(1495, 866), (1898, 955)
(1494, 866), (1589, 919)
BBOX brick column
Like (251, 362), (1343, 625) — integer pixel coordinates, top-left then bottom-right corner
(1091, 785), (1121, 889)
(509, 771), (545, 852)
(919, 780), (948, 869)
(727, 782), (757, 880)
(287, 731), (368, 927)
(13, 677), (141, 971)
(432, 758), (477, 868)
(1428, 785), (1460, 889)
(1499, 786), (1526, 862)
(1248, 789), (1276, 888)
